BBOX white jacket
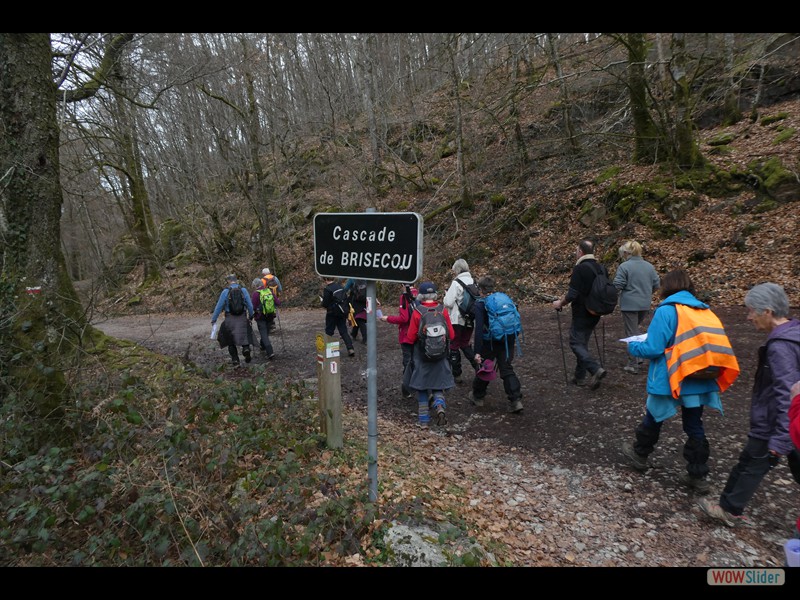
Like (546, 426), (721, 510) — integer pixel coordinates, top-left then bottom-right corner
(443, 272), (474, 327)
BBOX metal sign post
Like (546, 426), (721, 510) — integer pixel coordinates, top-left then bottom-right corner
(313, 210), (423, 503)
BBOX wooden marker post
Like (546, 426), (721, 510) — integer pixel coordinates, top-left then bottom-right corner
(316, 332), (343, 448)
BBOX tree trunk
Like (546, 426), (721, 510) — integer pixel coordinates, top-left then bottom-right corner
(671, 33), (703, 168)
(0, 34), (84, 417)
(111, 89), (160, 282)
(722, 33), (742, 125)
(447, 35), (471, 208)
(546, 33), (580, 153)
(627, 33), (661, 164)
(245, 66), (277, 271)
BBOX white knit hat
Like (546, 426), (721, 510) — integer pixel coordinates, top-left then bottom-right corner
(262, 268), (271, 275)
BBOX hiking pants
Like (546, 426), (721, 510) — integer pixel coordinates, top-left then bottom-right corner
(622, 310), (648, 367)
(351, 317), (367, 343)
(472, 336), (521, 404)
(719, 437), (772, 516)
(633, 406), (710, 477)
(228, 345), (250, 364)
(569, 316), (601, 379)
(325, 313), (354, 350)
(449, 324), (476, 378)
(400, 342), (414, 396)
(255, 319), (274, 356)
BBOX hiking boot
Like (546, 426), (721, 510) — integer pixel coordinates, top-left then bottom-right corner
(348, 348), (355, 357)
(434, 405), (447, 426)
(589, 368), (607, 390)
(243, 349), (252, 363)
(572, 375), (589, 387)
(267, 353), (276, 360)
(469, 392), (484, 407)
(401, 386), (413, 399)
(231, 360), (241, 368)
(454, 374), (464, 384)
(508, 400), (524, 414)
(698, 498), (740, 527)
(621, 441), (648, 472)
(623, 365), (638, 374)
(679, 472), (711, 494)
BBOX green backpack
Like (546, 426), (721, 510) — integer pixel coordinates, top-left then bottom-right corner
(258, 288), (276, 315)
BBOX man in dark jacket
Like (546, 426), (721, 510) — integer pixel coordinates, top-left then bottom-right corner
(699, 282), (800, 526)
(552, 239), (608, 390)
(320, 277), (355, 357)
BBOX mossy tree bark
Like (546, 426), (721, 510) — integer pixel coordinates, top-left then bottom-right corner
(0, 34), (84, 417)
(0, 33), (132, 424)
(671, 33), (704, 169)
(722, 33), (742, 126)
(626, 33), (662, 164)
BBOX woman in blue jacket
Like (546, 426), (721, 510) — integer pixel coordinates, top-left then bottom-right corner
(621, 270), (738, 493)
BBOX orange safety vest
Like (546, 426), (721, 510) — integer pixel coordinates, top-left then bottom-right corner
(665, 304), (740, 399)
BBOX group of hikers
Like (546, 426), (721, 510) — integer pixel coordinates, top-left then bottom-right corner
(211, 238), (800, 538)
(211, 268), (282, 367)
(322, 237), (800, 538)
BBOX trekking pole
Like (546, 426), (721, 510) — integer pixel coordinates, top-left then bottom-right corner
(593, 322), (604, 369)
(555, 308), (569, 385)
(275, 309), (287, 352)
(602, 318), (607, 367)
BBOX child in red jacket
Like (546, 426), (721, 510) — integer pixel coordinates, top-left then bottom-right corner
(380, 284), (418, 398)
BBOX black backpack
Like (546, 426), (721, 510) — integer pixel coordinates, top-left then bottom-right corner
(331, 287), (350, 317)
(455, 278), (480, 323)
(352, 281), (367, 304)
(585, 262), (618, 316)
(227, 286), (245, 316)
(416, 303), (449, 362)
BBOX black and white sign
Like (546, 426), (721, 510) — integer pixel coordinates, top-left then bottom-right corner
(313, 212), (423, 283)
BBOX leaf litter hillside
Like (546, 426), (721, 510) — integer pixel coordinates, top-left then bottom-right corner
(100, 45), (800, 317)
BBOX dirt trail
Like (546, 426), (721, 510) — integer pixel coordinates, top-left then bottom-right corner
(93, 305), (799, 567)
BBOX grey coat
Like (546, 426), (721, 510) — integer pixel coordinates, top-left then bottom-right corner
(613, 256), (660, 312)
(404, 343), (456, 392)
(217, 313), (254, 348)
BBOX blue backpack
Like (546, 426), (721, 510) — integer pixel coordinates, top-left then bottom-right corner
(482, 292), (523, 354)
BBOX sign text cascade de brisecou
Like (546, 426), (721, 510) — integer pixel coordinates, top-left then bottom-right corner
(318, 225), (414, 270)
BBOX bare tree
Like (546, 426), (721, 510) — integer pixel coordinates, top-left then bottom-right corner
(546, 33), (580, 153)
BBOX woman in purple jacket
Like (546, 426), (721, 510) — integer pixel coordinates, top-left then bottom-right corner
(699, 283), (800, 526)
